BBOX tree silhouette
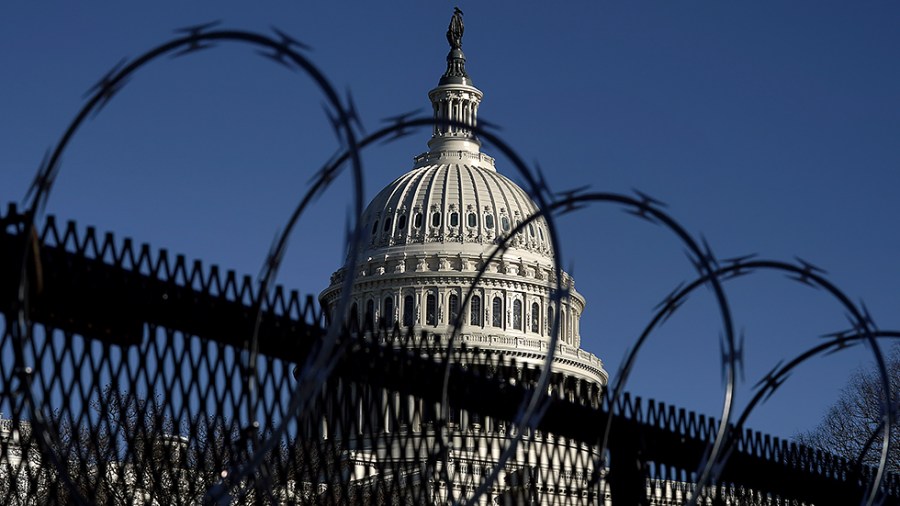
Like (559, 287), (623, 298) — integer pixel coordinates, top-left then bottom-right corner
(795, 343), (900, 474)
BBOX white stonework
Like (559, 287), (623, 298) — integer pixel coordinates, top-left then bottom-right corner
(318, 29), (608, 505)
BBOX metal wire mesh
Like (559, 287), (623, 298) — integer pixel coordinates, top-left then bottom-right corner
(3, 205), (900, 505)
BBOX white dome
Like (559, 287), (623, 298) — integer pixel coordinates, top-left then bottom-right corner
(320, 28), (606, 387)
(358, 152), (553, 265)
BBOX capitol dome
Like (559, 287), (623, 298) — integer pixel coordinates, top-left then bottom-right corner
(320, 24), (606, 387)
(359, 155), (554, 264)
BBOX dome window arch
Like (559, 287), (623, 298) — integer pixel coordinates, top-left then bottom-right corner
(449, 211), (459, 227)
(501, 216), (510, 232)
(538, 226), (544, 241)
(397, 214), (407, 230)
(448, 293), (459, 325)
(467, 212), (477, 228)
(548, 305), (555, 335)
(528, 223), (536, 237)
(403, 295), (415, 327)
(513, 299), (522, 330)
(414, 212), (423, 229)
(350, 302), (359, 329)
(560, 308), (568, 343)
(470, 295), (482, 326)
(484, 214), (494, 230)
(371, 220), (379, 236)
(431, 212), (442, 228)
(426, 293), (437, 326)
(383, 216), (392, 232)
(383, 296), (394, 327)
(365, 299), (375, 330)
(531, 302), (540, 333)
(491, 297), (503, 328)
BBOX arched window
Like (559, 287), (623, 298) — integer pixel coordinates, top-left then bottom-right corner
(426, 293), (437, 326)
(513, 300), (522, 330)
(448, 293), (459, 325)
(431, 212), (441, 228)
(485, 214), (494, 230)
(350, 302), (359, 329)
(531, 302), (540, 333)
(470, 295), (482, 326)
(492, 297), (503, 328)
(413, 213), (423, 229)
(383, 216), (392, 232)
(365, 299), (375, 330)
(501, 216), (510, 232)
(560, 308), (567, 342)
(528, 223), (535, 237)
(397, 214), (407, 230)
(467, 213), (477, 227)
(371, 220), (379, 236)
(548, 306), (555, 335)
(450, 212), (459, 227)
(383, 296), (394, 327)
(403, 295), (414, 327)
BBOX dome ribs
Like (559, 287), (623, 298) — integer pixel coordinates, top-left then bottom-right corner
(448, 164), (464, 241)
(463, 162), (482, 243)
(421, 165), (440, 240)
(439, 163), (452, 241)
(489, 169), (527, 253)
(472, 164), (497, 246)
(380, 168), (413, 245)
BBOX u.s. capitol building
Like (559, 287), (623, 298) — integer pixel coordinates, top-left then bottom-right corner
(318, 11), (608, 505)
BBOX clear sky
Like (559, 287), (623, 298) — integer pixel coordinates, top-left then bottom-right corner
(2, 2), (899, 442)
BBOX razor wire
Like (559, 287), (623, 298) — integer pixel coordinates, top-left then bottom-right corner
(1, 24), (897, 506)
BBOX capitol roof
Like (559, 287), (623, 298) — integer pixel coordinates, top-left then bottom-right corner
(359, 157), (554, 264)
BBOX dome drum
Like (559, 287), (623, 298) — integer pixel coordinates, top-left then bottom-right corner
(322, 264), (593, 378)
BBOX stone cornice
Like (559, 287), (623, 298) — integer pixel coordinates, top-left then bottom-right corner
(413, 150), (495, 169)
(350, 333), (607, 387)
(324, 254), (584, 308)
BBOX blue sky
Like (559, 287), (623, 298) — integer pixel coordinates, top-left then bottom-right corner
(2, 2), (899, 442)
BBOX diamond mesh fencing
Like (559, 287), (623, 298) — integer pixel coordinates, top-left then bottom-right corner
(3, 206), (900, 505)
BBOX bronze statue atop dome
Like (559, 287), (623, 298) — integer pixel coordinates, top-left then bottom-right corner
(447, 7), (464, 49)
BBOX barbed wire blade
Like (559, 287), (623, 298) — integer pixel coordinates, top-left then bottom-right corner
(83, 58), (128, 99)
(173, 20), (222, 36)
(270, 26), (312, 51)
(170, 41), (216, 59)
(632, 188), (667, 209)
(344, 88), (365, 135)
